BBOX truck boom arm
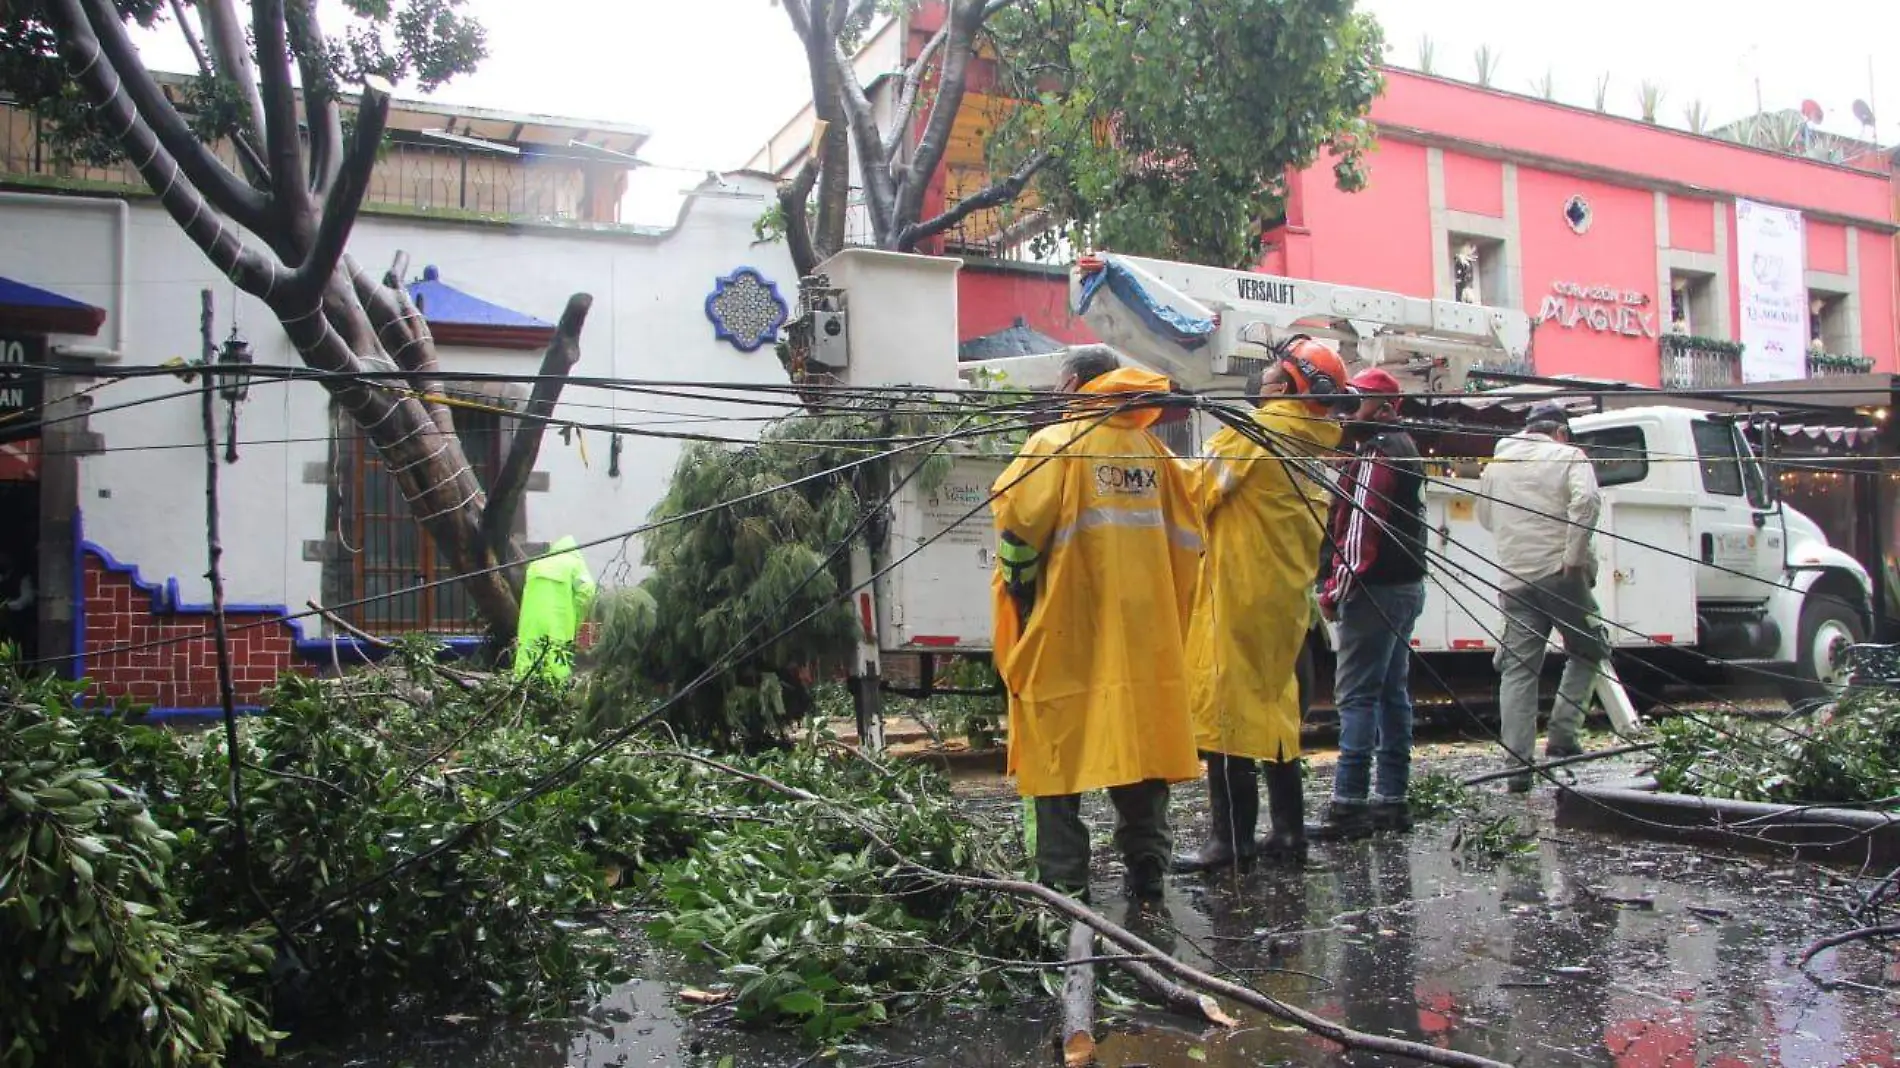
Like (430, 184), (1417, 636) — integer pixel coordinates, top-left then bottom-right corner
(1071, 254), (1534, 392)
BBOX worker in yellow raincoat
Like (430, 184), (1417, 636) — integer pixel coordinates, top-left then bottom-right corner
(991, 346), (1203, 903)
(512, 535), (597, 681)
(1173, 338), (1346, 873)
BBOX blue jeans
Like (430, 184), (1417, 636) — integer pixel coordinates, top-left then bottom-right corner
(1331, 582), (1426, 803)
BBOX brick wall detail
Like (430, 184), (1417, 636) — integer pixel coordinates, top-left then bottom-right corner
(81, 548), (311, 710)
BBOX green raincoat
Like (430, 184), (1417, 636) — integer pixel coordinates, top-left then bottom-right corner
(512, 536), (597, 680)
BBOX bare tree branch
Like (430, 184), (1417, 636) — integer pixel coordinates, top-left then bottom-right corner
(976, 206), (1055, 255)
(881, 21), (947, 162)
(166, 0), (270, 186)
(285, 0), (345, 196)
(796, 0), (853, 262)
(893, 0), (988, 234)
(168, 0), (209, 74)
(832, 38), (894, 238)
(779, 154), (821, 277)
(482, 294), (593, 559)
(1797, 923), (1900, 969)
(78, 0), (270, 231)
(291, 77), (391, 300)
(251, 0), (315, 253)
(195, 0), (267, 154)
(53, 0), (283, 295)
(898, 148), (1051, 250)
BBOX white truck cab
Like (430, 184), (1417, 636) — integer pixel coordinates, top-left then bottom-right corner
(1563, 406), (1872, 693)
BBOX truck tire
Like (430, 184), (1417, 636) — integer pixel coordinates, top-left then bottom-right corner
(1787, 595), (1864, 702)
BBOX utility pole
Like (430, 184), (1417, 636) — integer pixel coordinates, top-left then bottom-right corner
(200, 289), (249, 878)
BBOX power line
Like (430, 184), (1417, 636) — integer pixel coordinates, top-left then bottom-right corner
(16, 409), (1046, 672)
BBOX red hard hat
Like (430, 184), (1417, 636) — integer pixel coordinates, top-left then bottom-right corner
(1347, 367), (1402, 395)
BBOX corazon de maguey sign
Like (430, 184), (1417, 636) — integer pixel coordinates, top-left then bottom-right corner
(1535, 282), (1658, 339)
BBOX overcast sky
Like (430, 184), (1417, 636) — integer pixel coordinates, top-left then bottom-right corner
(131, 1), (1900, 225)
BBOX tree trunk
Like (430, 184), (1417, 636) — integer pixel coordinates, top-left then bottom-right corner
(48, 0), (597, 643)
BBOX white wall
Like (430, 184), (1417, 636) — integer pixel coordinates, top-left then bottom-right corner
(0, 177), (797, 625)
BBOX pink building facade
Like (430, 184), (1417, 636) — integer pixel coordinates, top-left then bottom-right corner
(1258, 70), (1898, 386)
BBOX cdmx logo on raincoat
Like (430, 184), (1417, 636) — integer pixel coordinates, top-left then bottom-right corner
(1094, 464), (1160, 495)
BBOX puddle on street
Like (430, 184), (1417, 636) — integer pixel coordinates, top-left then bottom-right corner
(292, 756), (1900, 1068)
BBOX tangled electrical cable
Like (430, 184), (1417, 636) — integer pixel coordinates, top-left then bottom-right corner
(6, 354), (1891, 875)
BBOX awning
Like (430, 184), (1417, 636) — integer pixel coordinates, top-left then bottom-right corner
(1422, 374), (1629, 422)
(958, 317), (1068, 362)
(407, 266), (556, 350)
(0, 276), (106, 337)
(1773, 423), (1881, 449)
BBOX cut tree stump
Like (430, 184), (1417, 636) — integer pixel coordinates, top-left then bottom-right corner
(1060, 919), (1097, 1066)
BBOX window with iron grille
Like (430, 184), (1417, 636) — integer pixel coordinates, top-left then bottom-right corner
(328, 400), (511, 635)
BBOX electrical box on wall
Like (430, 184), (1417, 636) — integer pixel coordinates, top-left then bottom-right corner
(807, 310), (849, 369)
(808, 248), (962, 388)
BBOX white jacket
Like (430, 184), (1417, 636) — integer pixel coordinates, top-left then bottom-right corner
(1476, 431), (1602, 588)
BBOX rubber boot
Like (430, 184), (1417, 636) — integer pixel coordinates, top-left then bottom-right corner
(1258, 760), (1308, 865)
(1369, 796), (1414, 832)
(1123, 855), (1167, 903)
(1171, 756), (1257, 874)
(1306, 799), (1376, 841)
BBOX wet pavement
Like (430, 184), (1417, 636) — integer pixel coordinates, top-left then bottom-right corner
(291, 742), (1900, 1068)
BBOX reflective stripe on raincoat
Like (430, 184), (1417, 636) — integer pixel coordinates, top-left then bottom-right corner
(990, 368), (1204, 798)
(1187, 400), (1343, 762)
(513, 535), (597, 680)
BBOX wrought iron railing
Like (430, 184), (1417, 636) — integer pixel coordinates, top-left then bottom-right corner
(1807, 352), (1876, 378)
(1, 103), (593, 222)
(1660, 334), (1744, 390)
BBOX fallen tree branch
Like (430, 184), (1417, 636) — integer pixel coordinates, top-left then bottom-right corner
(1797, 923), (1900, 969)
(641, 748), (1511, 1068)
(1119, 956), (1240, 1028)
(1060, 920), (1097, 1067)
(305, 600), (480, 691)
(1461, 743), (1656, 786)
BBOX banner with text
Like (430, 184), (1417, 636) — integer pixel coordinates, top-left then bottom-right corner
(1734, 198), (1807, 383)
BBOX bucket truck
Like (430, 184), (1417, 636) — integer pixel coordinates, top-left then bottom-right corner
(789, 249), (1871, 748)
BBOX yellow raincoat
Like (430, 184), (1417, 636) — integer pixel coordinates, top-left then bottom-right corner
(990, 368), (1204, 798)
(1187, 400), (1343, 762)
(512, 536), (597, 681)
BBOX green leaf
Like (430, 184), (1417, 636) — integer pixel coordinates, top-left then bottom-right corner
(774, 989), (825, 1016)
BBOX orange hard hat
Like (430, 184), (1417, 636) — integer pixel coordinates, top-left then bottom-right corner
(1278, 337), (1348, 397)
